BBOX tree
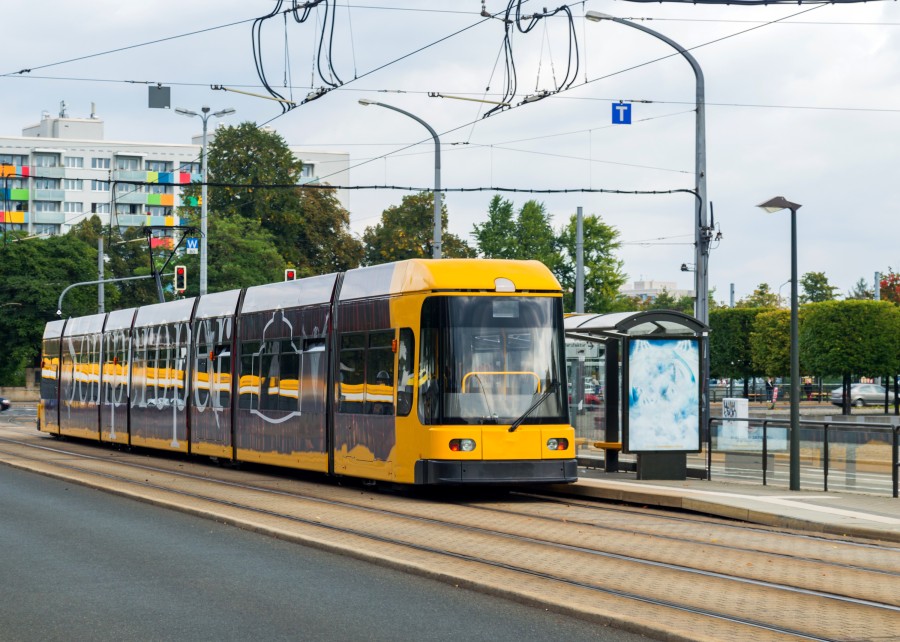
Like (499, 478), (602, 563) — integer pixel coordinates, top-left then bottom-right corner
(0, 233), (99, 385)
(801, 300), (900, 413)
(362, 192), (474, 264)
(737, 283), (780, 308)
(800, 271), (838, 303)
(879, 268), (900, 304)
(556, 212), (626, 312)
(176, 216), (287, 296)
(749, 309), (791, 377)
(709, 308), (769, 393)
(182, 122), (361, 280)
(472, 195), (518, 259)
(640, 289), (693, 315)
(846, 278), (873, 301)
(293, 188), (363, 275)
(801, 300), (900, 378)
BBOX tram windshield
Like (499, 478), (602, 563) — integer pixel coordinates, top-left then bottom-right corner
(418, 296), (567, 425)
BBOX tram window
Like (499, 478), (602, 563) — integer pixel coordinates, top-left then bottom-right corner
(239, 341), (262, 409)
(418, 298), (440, 425)
(278, 339), (300, 412)
(397, 328), (414, 416)
(366, 330), (394, 415)
(339, 333), (365, 414)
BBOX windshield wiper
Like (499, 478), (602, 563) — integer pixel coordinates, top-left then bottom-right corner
(508, 381), (559, 433)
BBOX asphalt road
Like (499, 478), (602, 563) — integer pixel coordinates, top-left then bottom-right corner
(0, 464), (650, 642)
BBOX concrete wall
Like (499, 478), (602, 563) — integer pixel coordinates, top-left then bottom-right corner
(1, 368), (39, 401)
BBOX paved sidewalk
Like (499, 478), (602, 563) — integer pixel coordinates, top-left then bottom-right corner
(555, 469), (900, 544)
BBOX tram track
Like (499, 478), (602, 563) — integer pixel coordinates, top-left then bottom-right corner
(1, 425), (898, 641)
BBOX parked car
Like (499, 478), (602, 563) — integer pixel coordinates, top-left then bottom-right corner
(829, 383), (887, 407)
(0, 398), (10, 412)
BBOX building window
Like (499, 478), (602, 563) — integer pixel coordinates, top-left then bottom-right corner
(300, 164), (315, 178)
(91, 157), (111, 169)
(116, 204), (140, 215)
(91, 203), (111, 214)
(34, 178), (61, 190)
(115, 157), (141, 171)
(146, 160), (171, 172)
(34, 224), (61, 236)
(91, 180), (110, 192)
(33, 154), (60, 168)
(33, 201), (61, 213)
(64, 179), (83, 191)
(64, 202), (83, 213)
(64, 156), (84, 168)
(176, 162), (200, 174)
(0, 154), (28, 165)
(147, 184), (173, 194)
(4, 178), (25, 189)
(146, 206), (167, 217)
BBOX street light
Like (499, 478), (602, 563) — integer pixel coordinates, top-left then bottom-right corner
(358, 99), (442, 259)
(175, 105), (236, 295)
(758, 196), (802, 491)
(585, 11), (709, 324)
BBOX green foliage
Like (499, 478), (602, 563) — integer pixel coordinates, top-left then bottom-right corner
(556, 212), (627, 313)
(639, 289), (693, 314)
(737, 283), (781, 308)
(800, 271), (838, 303)
(0, 234), (99, 384)
(846, 277), (873, 300)
(749, 309), (791, 376)
(200, 122), (303, 225)
(362, 192), (474, 264)
(514, 201), (562, 273)
(182, 121), (362, 280)
(175, 216), (287, 296)
(292, 188), (363, 275)
(472, 195), (518, 259)
(879, 268), (900, 304)
(800, 300), (900, 377)
(709, 307), (769, 379)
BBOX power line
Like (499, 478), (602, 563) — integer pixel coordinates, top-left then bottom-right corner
(1, 17), (256, 77)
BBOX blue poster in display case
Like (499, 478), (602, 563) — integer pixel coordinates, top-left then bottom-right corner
(624, 338), (701, 452)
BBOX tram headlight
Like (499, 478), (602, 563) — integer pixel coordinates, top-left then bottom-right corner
(547, 438), (569, 451)
(449, 438), (476, 452)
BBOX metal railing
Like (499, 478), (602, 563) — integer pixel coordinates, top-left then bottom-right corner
(707, 416), (899, 498)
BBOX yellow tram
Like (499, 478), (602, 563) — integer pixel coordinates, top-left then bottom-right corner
(39, 259), (576, 485)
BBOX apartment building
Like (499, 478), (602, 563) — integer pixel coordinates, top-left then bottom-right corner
(0, 108), (349, 238)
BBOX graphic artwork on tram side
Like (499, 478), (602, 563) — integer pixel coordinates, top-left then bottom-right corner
(39, 259), (577, 485)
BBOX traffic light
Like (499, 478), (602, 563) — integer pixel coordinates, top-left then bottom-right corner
(174, 265), (187, 292)
(284, 268), (296, 281)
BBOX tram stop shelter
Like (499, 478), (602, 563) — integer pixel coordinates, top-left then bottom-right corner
(564, 310), (709, 480)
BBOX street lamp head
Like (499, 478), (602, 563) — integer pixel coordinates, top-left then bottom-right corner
(174, 107), (198, 118)
(758, 196), (801, 213)
(213, 108), (236, 118)
(585, 10), (615, 22)
(358, 99), (375, 106)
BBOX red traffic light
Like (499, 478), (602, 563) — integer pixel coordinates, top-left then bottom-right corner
(284, 268), (296, 281)
(174, 265), (187, 292)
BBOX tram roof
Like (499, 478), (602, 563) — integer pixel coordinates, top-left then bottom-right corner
(134, 297), (197, 327)
(104, 307), (137, 332)
(195, 290), (241, 320)
(241, 273), (337, 315)
(340, 259), (561, 301)
(43, 319), (66, 340)
(63, 312), (107, 337)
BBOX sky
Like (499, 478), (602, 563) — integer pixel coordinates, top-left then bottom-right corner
(3, 0), (899, 305)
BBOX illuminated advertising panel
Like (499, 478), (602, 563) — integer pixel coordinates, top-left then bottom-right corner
(624, 338), (701, 453)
